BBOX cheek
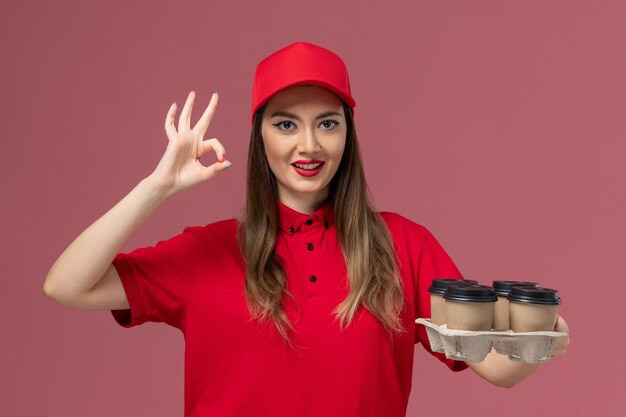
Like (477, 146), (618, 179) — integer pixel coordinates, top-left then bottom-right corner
(261, 131), (275, 159)
(331, 138), (347, 162)
(263, 142), (279, 164)
(261, 139), (284, 175)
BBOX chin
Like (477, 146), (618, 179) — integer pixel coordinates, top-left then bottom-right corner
(288, 183), (330, 197)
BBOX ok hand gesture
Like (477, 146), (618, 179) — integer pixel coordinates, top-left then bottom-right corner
(148, 91), (231, 198)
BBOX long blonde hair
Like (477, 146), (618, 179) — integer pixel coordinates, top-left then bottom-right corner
(237, 101), (405, 343)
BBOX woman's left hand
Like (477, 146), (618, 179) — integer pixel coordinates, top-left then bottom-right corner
(550, 314), (570, 360)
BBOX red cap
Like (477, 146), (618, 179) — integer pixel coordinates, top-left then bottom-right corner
(251, 41), (356, 123)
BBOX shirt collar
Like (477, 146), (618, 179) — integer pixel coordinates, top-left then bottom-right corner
(277, 199), (335, 234)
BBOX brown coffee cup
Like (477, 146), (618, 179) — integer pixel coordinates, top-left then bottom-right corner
(508, 286), (561, 332)
(443, 284), (497, 331)
(428, 279), (477, 326)
(492, 281), (539, 330)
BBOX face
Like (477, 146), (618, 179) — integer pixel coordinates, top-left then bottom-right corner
(261, 85), (347, 212)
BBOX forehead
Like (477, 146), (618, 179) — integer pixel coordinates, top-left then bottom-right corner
(265, 85), (343, 113)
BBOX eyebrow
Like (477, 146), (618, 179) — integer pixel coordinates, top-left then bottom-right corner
(269, 111), (343, 121)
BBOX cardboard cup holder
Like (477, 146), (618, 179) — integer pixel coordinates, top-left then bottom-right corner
(416, 318), (568, 364)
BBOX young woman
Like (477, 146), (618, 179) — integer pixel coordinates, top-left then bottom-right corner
(44, 41), (569, 417)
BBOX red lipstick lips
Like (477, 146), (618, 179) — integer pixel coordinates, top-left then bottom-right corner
(292, 160), (324, 164)
(291, 160), (325, 177)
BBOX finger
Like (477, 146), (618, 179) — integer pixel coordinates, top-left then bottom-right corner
(178, 91), (196, 131)
(164, 101), (178, 140)
(197, 138), (218, 160)
(552, 339), (569, 358)
(554, 315), (570, 333)
(547, 315), (570, 361)
(549, 338), (568, 360)
(198, 138), (227, 161)
(199, 160), (232, 182)
(194, 92), (219, 137)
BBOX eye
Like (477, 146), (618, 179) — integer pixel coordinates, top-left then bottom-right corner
(320, 120), (340, 130)
(272, 121), (296, 131)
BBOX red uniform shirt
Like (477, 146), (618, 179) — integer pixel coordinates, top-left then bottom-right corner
(111, 200), (467, 417)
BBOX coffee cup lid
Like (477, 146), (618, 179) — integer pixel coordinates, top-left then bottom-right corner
(507, 286), (561, 305)
(428, 278), (478, 295)
(443, 284), (497, 303)
(492, 280), (539, 296)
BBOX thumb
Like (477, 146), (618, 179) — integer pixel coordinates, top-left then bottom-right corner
(200, 160), (232, 181)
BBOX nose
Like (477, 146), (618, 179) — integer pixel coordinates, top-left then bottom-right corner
(297, 126), (321, 154)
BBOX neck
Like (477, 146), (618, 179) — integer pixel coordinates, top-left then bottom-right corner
(278, 190), (329, 214)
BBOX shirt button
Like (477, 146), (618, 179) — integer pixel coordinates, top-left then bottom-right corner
(309, 275), (317, 283)
(289, 226), (295, 233)
(305, 219), (313, 226)
(324, 220), (328, 228)
(307, 243), (314, 251)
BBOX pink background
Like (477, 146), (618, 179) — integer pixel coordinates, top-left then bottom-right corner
(2, 0), (624, 416)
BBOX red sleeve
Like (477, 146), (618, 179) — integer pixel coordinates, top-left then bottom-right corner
(414, 226), (468, 372)
(110, 226), (201, 330)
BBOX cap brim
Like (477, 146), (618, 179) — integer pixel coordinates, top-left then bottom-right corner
(252, 80), (356, 121)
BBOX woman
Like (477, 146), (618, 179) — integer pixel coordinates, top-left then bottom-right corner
(44, 42), (569, 417)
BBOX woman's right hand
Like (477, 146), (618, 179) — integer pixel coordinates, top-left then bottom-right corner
(44, 91), (231, 310)
(147, 91), (231, 198)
